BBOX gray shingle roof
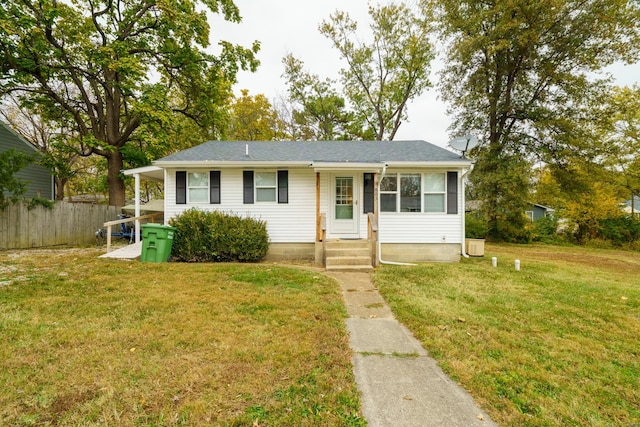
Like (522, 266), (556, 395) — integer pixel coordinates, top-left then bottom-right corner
(156, 140), (466, 164)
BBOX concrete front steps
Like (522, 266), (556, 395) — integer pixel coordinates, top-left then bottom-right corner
(325, 239), (374, 272)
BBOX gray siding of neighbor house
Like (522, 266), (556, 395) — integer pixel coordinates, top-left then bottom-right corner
(532, 205), (547, 221)
(0, 122), (54, 200)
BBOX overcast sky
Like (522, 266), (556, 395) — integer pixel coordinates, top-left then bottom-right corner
(210, 0), (640, 149)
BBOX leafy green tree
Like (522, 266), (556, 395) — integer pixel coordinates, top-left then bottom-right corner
(227, 89), (287, 141)
(599, 85), (640, 212)
(0, 0), (259, 206)
(284, 2), (434, 141)
(0, 149), (33, 209)
(282, 55), (356, 140)
(432, 0), (640, 239)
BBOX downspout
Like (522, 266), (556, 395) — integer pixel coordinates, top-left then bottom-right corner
(460, 163), (475, 258)
(377, 163), (416, 266)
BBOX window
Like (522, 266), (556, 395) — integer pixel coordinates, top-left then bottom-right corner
(243, 170), (289, 204)
(176, 171), (220, 205)
(380, 173), (397, 212)
(400, 174), (421, 212)
(255, 172), (276, 202)
(380, 172), (455, 214)
(188, 172), (209, 203)
(335, 177), (354, 219)
(423, 173), (445, 213)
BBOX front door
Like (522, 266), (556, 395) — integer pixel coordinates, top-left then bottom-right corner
(331, 174), (359, 236)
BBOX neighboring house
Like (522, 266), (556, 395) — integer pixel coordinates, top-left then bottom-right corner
(468, 200), (555, 222)
(0, 121), (54, 200)
(124, 140), (473, 266)
(525, 203), (555, 222)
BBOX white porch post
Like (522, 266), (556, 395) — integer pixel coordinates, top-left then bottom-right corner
(134, 173), (141, 243)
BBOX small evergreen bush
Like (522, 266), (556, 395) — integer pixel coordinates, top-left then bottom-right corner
(169, 208), (269, 262)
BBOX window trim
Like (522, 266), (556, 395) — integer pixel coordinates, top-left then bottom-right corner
(243, 170), (289, 204)
(380, 171), (455, 214)
(255, 171), (278, 203)
(423, 172), (446, 213)
(187, 171), (210, 204)
(380, 173), (398, 213)
(400, 173), (421, 213)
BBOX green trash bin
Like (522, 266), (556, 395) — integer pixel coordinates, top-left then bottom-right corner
(141, 223), (176, 262)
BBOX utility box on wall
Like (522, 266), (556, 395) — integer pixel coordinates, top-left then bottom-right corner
(465, 238), (485, 257)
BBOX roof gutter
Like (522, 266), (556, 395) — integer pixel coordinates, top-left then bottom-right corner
(153, 160), (472, 169)
(153, 160), (311, 168)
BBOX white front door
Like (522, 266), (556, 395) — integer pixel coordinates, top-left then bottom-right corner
(330, 174), (359, 236)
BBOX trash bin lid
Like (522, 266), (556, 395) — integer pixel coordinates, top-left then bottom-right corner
(142, 223), (175, 230)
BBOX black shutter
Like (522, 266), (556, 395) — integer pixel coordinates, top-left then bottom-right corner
(447, 171), (458, 214)
(243, 171), (254, 204)
(363, 173), (374, 213)
(176, 171), (186, 204)
(277, 170), (288, 204)
(210, 171), (220, 204)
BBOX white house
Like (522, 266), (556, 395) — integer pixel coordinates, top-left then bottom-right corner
(124, 140), (473, 268)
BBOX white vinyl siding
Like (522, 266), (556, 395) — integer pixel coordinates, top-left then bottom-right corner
(165, 168), (315, 243)
(378, 169), (463, 244)
(164, 167), (464, 245)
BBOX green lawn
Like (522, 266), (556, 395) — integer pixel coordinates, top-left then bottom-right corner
(374, 243), (640, 426)
(0, 249), (365, 426)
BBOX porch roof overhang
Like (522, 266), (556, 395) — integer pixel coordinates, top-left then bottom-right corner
(122, 165), (164, 182)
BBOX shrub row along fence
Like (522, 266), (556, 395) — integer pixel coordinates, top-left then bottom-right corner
(0, 201), (121, 250)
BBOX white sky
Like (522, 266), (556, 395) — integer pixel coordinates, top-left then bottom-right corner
(210, 0), (640, 149)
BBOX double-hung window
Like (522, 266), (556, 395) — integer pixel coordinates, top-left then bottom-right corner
(380, 173), (398, 212)
(188, 172), (209, 203)
(243, 170), (289, 204)
(423, 173), (446, 213)
(255, 172), (277, 202)
(176, 171), (220, 205)
(400, 174), (421, 212)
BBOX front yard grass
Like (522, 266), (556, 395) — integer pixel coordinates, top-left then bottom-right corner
(374, 243), (640, 426)
(0, 249), (364, 426)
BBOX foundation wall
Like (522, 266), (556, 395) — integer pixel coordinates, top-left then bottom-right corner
(264, 242), (316, 261)
(380, 243), (460, 263)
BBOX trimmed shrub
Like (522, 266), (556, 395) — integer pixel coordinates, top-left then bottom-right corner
(169, 208), (269, 262)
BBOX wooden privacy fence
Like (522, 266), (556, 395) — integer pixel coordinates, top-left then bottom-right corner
(0, 201), (121, 250)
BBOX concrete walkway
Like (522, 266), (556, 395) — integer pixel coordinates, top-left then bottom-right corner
(325, 271), (496, 427)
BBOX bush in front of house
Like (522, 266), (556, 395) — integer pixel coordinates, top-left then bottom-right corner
(169, 208), (269, 262)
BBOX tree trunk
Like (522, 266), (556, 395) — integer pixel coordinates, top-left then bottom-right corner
(54, 177), (68, 201)
(106, 151), (126, 206)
